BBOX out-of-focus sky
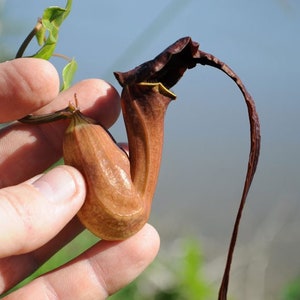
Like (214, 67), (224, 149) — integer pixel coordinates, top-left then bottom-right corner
(1, 1), (300, 298)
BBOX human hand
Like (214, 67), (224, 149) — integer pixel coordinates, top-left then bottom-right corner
(0, 58), (160, 299)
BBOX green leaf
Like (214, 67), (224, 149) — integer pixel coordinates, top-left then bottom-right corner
(61, 59), (78, 91)
(35, 21), (46, 46)
(32, 0), (73, 60)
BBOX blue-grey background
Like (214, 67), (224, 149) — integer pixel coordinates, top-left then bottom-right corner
(1, 1), (300, 298)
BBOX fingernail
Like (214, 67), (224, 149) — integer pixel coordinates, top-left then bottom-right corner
(32, 166), (77, 202)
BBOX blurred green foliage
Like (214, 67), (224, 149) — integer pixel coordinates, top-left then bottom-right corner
(110, 238), (214, 300)
(281, 277), (300, 300)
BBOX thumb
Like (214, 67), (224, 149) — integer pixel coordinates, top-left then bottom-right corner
(0, 166), (86, 258)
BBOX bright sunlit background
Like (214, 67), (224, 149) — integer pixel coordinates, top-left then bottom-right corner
(1, 1), (300, 299)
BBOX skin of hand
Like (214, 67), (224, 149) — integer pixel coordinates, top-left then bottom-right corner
(0, 58), (160, 299)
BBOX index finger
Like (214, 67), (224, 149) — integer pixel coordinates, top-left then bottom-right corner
(0, 58), (60, 122)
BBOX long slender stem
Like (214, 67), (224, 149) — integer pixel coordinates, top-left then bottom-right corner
(15, 19), (43, 58)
